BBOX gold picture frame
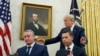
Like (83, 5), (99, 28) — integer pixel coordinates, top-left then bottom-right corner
(20, 3), (52, 40)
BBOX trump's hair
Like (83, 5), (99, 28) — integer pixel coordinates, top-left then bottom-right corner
(64, 14), (75, 22)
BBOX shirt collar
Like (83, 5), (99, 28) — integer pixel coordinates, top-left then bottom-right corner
(33, 21), (38, 24)
(27, 42), (35, 48)
(65, 43), (74, 51)
(33, 21), (36, 24)
(70, 24), (75, 31)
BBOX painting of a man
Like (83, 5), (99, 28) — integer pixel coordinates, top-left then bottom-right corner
(25, 13), (47, 36)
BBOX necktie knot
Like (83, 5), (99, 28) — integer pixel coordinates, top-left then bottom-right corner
(27, 46), (31, 49)
(68, 47), (70, 50)
(67, 47), (70, 55)
(68, 47), (70, 49)
(34, 22), (38, 24)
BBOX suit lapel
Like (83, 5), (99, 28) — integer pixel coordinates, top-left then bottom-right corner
(29, 43), (37, 56)
(73, 45), (80, 56)
(73, 25), (77, 34)
(32, 23), (39, 30)
(23, 46), (27, 56)
(58, 49), (67, 56)
(73, 45), (77, 56)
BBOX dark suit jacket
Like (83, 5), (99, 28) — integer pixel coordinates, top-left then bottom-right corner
(17, 43), (49, 56)
(56, 45), (86, 56)
(45, 25), (86, 49)
(25, 22), (47, 36)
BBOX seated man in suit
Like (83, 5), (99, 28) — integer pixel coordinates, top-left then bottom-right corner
(16, 30), (49, 56)
(56, 30), (86, 56)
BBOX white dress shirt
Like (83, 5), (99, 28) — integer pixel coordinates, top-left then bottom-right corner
(70, 24), (75, 32)
(33, 21), (39, 29)
(65, 43), (74, 52)
(26, 42), (35, 55)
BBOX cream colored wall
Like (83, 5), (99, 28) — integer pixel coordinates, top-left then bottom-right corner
(11, 0), (72, 56)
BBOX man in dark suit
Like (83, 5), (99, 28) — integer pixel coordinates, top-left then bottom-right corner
(16, 30), (49, 56)
(25, 13), (47, 36)
(37, 14), (87, 49)
(56, 30), (86, 56)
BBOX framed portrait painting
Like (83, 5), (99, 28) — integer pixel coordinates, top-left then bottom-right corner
(20, 3), (52, 40)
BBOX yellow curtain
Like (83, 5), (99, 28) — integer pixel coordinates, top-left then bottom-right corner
(81, 0), (100, 56)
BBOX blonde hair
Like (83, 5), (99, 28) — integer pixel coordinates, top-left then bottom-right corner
(64, 14), (75, 22)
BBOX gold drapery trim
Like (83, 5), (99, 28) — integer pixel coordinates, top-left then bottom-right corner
(81, 0), (100, 56)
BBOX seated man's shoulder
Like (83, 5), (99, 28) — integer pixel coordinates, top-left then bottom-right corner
(56, 49), (67, 56)
(74, 45), (85, 52)
(36, 43), (47, 48)
(17, 46), (26, 51)
(74, 45), (86, 56)
(36, 44), (46, 47)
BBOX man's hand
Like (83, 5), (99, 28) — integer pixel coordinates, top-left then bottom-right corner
(80, 37), (87, 44)
(36, 39), (45, 45)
